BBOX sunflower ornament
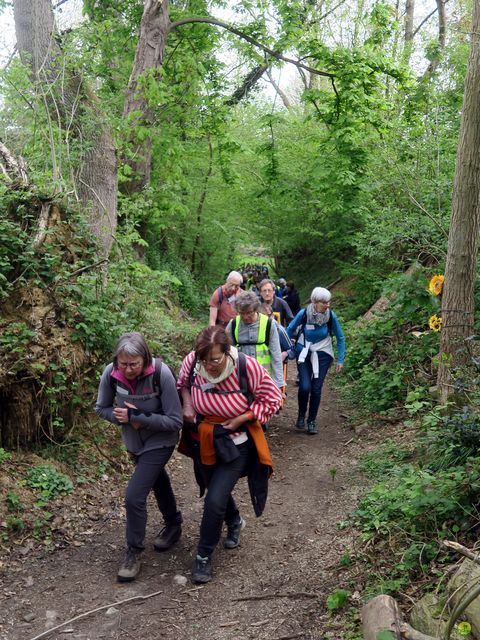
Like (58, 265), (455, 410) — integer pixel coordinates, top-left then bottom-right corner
(428, 274), (444, 296)
(428, 314), (442, 332)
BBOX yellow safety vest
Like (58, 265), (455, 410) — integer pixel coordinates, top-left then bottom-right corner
(232, 313), (272, 375)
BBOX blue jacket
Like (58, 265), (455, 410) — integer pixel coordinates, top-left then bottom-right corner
(287, 309), (346, 364)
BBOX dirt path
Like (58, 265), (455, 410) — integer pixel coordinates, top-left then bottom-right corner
(1, 367), (367, 640)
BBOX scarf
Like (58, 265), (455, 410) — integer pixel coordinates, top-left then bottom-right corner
(195, 345), (239, 384)
(306, 303), (330, 327)
(298, 307), (332, 378)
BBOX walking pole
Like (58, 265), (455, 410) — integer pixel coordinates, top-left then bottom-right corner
(281, 360), (288, 407)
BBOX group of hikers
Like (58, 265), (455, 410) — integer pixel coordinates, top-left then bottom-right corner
(95, 269), (346, 586)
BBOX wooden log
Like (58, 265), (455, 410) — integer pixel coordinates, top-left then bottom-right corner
(399, 622), (438, 640)
(362, 595), (439, 640)
(362, 595), (404, 640)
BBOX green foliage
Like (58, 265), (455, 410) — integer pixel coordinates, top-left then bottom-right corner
(6, 491), (24, 512)
(343, 268), (440, 411)
(0, 448), (12, 463)
(326, 589), (350, 610)
(376, 632), (395, 640)
(5, 516), (25, 532)
(353, 461), (480, 539)
(359, 439), (413, 479)
(25, 465), (73, 503)
(0, 322), (36, 352)
(419, 405), (480, 471)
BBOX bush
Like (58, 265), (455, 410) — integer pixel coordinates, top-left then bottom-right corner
(25, 464), (73, 502)
(353, 461), (480, 539)
(343, 267), (440, 412)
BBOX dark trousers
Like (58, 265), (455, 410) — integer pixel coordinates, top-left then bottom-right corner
(197, 440), (251, 558)
(125, 446), (181, 550)
(297, 351), (333, 423)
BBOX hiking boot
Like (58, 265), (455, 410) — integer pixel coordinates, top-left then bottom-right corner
(117, 548), (142, 583)
(295, 415), (305, 430)
(191, 555), (212, 584)
(307, 421), (318, 435)
(153, 524), (182, 552)
(224, 517), (246, 549)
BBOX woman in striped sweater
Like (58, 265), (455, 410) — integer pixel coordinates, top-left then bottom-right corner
(178, 325), (282, 584)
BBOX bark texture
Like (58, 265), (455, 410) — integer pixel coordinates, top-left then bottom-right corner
(13, 0), (117, 256)
(437, 0), (480, 401)
(122, 0), (171, 194)
(403, 0), (415, 62)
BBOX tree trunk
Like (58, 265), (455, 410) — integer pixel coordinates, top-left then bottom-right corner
(420, 0), (447, 80)
(437, 0), (480, 402)
(403, 0), (415, 63)
(13, 0), (117, 256)
(122, 0), (171, 194)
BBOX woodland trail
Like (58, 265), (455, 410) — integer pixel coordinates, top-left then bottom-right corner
(1, 366), (370, 640)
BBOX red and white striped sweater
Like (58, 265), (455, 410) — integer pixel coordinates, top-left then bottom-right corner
(177, 351), (282, 425)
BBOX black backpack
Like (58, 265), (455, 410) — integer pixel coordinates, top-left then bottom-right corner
(189, 351), (253, 406)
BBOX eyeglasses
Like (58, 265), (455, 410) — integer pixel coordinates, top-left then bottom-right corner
(201, 353), (226, 367)
(117, 360), (143, 370)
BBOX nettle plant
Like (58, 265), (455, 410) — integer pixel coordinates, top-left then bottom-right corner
(25, 464), (73, 507)
(345, 268), (440, 412)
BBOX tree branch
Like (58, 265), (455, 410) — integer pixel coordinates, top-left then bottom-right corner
(265, 68), (291, 109)
(169, 16), (334, 78)
(225, 63), (269, 105)
(412, 0), (451, 38)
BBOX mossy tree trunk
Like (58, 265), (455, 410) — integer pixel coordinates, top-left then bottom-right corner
(13, 0), (117, 257)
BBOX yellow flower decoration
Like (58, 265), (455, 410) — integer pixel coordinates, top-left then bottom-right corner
(457, 621), (472, 637)
(429, 314), (442, 332)
(429, 274), (444, 296)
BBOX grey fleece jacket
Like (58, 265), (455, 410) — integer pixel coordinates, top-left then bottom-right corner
(95, 360), (182, 455)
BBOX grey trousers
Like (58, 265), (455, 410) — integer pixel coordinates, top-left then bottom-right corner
(125, 446), (181, 550)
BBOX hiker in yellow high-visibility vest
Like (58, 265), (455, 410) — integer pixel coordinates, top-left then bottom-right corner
(226, 290), (284, 390)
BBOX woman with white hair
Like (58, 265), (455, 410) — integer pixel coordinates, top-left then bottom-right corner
(287, 287), (345, 434)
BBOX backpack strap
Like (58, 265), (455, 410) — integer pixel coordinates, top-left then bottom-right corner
(327, 313), (333, 337)
(299, 308), (333, 337)
(152, 358), (163, 392)
(298, 308), (308, 338)
(217, 286), (224, 307)
(237, 351), (254, 406)
(265, 317), (272, 345)
(188, 356), (198, 388)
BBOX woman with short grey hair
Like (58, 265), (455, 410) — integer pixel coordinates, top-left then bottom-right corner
(287, 287), (346, 435)
(226, 291), (284, 388)
(112, 332), (152, 368)
(95, 332), (183, 583)
(233, 289), (261, 314)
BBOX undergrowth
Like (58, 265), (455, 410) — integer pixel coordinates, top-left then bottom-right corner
(333, 269), (480, 638)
